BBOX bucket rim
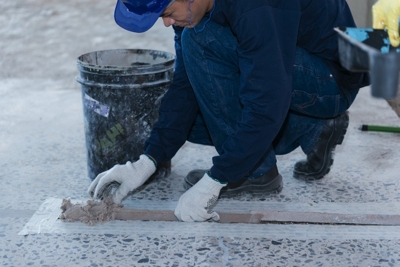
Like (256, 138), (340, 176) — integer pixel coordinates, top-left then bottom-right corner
(77, 48), (175, 71)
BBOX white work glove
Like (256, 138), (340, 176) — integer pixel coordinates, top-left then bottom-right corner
(373, 0), (400, 46)
(87, 154), (156, 203)
(174, 172), (226, 222)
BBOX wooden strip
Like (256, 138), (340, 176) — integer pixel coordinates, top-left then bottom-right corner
(59, 196), (400, 225)
(115, 209), (400, 225)
(116, 210), (263, 223)
(115, 209), (177, 221)
(219, 212), (263, 224)
(257, 211), (400, 225)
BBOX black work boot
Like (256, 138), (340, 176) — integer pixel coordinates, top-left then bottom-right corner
(184, 165), (283, 197)
(293, 112), (349, 180)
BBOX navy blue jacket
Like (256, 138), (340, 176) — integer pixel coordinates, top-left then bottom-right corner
(145, 0), (370, 183)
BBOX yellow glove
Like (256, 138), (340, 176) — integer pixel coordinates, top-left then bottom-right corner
(372, 0), (400, 47)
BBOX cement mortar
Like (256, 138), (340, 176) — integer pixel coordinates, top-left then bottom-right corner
(59, 198), (123, 226)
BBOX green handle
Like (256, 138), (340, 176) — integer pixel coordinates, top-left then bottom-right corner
(359, 124), (400, 133)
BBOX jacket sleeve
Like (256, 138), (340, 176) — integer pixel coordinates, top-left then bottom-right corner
(144, 26), (199, 164)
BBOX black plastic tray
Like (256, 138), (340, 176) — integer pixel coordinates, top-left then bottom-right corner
(335, 27), (400, 99)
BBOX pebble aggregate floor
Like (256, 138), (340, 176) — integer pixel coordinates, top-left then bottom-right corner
(1, 1), (400, 266)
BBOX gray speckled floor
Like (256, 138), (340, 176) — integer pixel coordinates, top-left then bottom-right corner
(2, 1), (400, 266)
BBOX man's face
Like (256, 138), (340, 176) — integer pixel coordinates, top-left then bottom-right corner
(160, 0), (212, 28)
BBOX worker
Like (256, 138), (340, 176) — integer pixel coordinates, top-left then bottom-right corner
(373, 0), (400, 47)
(88, 0), (370, 222)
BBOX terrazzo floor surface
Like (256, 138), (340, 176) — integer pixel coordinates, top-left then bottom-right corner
(2, 0), (400, 266)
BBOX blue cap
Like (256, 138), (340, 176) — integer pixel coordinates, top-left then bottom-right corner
(114, 0), (171, 33)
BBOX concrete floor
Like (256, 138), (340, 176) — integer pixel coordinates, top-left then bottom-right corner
(1, 0), (400, 266)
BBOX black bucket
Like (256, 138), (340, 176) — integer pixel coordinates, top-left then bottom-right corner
(77, 49), (174, 180)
